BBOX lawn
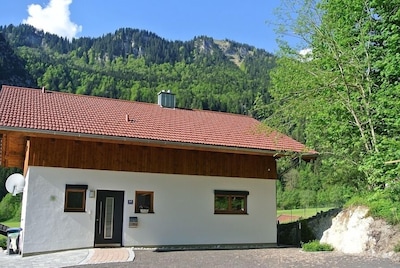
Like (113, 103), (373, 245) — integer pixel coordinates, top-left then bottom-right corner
(277, 207), (334, 221)
(0, 220), (20, 228)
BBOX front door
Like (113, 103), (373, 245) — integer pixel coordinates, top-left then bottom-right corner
(94, 190), (124, 247)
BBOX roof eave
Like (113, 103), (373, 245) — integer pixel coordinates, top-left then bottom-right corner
(0, 126), (313, 157)
(273, 151), (318, 160)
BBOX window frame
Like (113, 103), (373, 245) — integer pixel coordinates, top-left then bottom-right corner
(64, 184), (88, 212)
(214, 190), (249, 215)
(135, 191), (154, 213)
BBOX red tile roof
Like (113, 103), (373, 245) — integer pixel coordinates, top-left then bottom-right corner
(0, 85), (316, 155)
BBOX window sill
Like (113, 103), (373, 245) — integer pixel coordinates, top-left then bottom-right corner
(214, 212), (248, 215)
(135, 211), (154, 214)
(64, 210), (86, 212)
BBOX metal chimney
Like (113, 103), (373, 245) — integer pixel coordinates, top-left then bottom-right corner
(157, 90), (176, 108)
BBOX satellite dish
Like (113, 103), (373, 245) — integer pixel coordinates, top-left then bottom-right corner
(5, 174), (25, 196)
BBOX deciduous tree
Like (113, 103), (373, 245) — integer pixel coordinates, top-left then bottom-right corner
(269, 0), (400, 190)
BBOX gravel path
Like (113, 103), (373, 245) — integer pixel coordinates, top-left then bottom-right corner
(71, 248), (400, 268)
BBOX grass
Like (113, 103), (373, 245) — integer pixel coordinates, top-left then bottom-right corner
(0, 220), (21, 243)
(0, 219), (20, 248)
(0, 220), (20, 228)
(277, 207), (334, 219)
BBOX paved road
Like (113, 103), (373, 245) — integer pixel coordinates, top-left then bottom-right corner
(2, 247), (399, 267)
(71, 248), (399, 268)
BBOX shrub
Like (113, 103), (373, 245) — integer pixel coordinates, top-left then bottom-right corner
(0, 194), (22, 222)
(0, 235), (7, 250)
(394, 242), (400, 253)
(345, 195), (366, 207)
(346, 191), (400, 225)
(302, 240), (334, 252)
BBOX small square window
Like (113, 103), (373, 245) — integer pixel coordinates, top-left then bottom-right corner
(214, 190), (249, 214)
(135, 191), (154, 213)
(64, 184), (88, 212)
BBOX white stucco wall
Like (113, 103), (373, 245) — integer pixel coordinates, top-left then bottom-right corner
(21, 166), (277, 255)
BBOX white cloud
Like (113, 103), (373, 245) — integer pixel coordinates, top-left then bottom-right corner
(299, 48), (312, 57)
(298, 48), (313, 61)
(23, 0), (82, 40)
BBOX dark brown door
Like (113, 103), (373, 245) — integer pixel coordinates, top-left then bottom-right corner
(94, 190), (124, 247)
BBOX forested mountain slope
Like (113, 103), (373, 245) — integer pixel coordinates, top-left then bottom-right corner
(0, 24), (275, 114)
(0, 33), (34, 87)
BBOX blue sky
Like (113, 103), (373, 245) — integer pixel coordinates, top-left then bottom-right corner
(0, 0), (284, 53)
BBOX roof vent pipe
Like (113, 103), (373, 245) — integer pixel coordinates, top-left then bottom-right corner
(158, 90), (176, 108)
(41, 86), (46, 93)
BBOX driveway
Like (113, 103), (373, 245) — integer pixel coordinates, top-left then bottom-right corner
(71, 248), (399, 268)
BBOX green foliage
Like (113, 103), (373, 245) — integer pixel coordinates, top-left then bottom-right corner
(0, 235), (6, 249)
(394, 242), (400, 253)
(277, 161), (353, 209)
(0, 32), (35, 86)
(0, 194), (22, 222)
(302, 240), (334, 252)
(269, 0), (400, 198)
(346, 191), (400, 225)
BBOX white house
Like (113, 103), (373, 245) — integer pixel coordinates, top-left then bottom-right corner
(0, 85), (316, 255)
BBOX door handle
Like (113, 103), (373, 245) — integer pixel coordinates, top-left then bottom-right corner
(98, 201), (102, 234)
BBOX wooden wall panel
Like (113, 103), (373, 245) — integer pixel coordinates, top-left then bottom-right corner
(24, 136), (277, 179)
(23, 140), (30, 175)
(0, 134), (3, 166)
(1, 133), (26, 169)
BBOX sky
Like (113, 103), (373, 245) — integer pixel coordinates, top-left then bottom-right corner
(0, 0), (286, 53)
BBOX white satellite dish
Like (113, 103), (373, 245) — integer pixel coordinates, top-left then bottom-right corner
(5, 174), (25, 196)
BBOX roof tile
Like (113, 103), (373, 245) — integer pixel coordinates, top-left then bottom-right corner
(0, 85), (316, 155)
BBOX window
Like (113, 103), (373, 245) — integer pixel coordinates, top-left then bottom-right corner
(64, 184), (88, 212)
(214, 190), (249, 214)
(135, 191), (154, 213)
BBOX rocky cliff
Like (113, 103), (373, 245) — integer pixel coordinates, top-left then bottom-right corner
(321, 206), (400, 260)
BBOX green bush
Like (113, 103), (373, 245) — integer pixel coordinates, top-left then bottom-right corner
(0, 194), (22, 222)
(0, 235), (7, 250)
(346, 191), (400, 225)
(345, 195), (366, 207)
(394, 242), (400, 253)
(302, 240), (334, 252)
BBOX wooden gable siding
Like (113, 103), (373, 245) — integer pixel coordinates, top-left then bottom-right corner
(27, 137), (277, 179)
(0, 134), (2, 166)
(0, 132), (26, 168)
(0, 131), (277, 179)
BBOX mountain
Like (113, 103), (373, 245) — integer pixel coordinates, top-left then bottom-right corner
(0, 32), (34, 87)
(0, 24), (275, 115)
